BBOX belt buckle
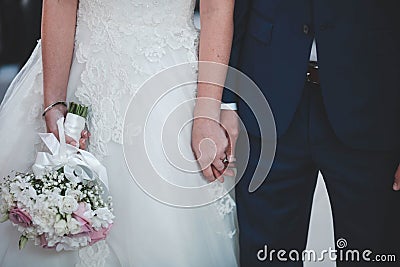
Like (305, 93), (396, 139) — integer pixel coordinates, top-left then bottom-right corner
(309, 61), (319, 70)
(307, 61), (319, 85)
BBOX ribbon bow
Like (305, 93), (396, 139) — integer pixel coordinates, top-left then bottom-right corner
(32, 118), (109, 192)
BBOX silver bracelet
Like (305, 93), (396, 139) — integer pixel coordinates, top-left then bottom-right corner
(42, 101), (67, 117)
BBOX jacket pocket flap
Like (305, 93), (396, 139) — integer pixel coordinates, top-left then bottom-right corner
(247, 11), (274, 45)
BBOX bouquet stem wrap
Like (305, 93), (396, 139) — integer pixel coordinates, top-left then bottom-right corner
(64, 113), (86, 144)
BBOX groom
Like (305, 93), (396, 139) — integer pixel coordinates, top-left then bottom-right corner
(193, 0), (400, 266)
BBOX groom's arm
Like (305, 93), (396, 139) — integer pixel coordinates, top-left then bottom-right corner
(218, 0), (251, 174)
(222, 0), (251, 104)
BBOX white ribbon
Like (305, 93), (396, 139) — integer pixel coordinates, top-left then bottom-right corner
(64, 113), (86, 144)
(32, 118), (109, 192)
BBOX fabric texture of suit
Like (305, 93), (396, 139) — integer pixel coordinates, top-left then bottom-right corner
(226, 1), (400, 266)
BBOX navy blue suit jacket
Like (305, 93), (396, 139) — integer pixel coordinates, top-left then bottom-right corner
(224, 0), (400, 151)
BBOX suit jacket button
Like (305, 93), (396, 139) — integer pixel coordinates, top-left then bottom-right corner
(303, 24), (310, 34)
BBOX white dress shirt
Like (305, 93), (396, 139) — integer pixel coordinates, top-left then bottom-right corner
(310, 39), (318, 62)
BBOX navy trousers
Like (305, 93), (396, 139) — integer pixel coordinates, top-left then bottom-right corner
(236, 82), (400, 266)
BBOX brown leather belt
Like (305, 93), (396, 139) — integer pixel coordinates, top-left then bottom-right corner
(307, 61), (320, 85)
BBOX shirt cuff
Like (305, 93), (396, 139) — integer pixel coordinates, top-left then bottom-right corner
(221, 103), (237, 111)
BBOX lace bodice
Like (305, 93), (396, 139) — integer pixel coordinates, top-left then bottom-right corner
(73, 0), (199, 158)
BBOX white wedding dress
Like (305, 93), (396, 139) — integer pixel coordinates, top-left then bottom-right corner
(0, 0), (238, 266)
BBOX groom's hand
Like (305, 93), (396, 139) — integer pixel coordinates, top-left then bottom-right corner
(220, 110), (239, 172)
(192, 117), (229, 182)
(393, 163), (400, 190)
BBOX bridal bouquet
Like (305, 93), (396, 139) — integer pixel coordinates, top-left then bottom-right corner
(0, 103), (114, 251)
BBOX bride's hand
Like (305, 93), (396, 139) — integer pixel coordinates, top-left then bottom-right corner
(44, 105), (90, 150)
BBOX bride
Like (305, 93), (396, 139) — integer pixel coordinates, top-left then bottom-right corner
(0, 0), (238, 266)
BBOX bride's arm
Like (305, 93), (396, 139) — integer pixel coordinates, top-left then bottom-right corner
(42, 0), (77, 114)
(192, 0), (235, 181)
(42, 0), (88, 148)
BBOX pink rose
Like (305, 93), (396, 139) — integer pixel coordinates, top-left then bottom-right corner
(80, 223), (93, 233)
(72, 203), (112, 245)
(72, 203), (91, 229)
(89, 224), (113, 245)
(9, 207), (32, 227)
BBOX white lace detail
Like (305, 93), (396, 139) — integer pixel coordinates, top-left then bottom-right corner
(208, 182), (237, 217)
(74, 0), (199, 159)
(208, 182), (237, 239)
(76, 241), (110, 267)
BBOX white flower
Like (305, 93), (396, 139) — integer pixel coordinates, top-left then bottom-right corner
(65, 189), (83, 200)
(82, 204), (94, 221)
(10, 183), (22, 197)
(21, 226), (37, 239)
(31, 205), (57, 234)
(54, 219), (68, 236)
(55, 235), (90, 251)
(33, 195), (53, 213)
(45, 189), (62, 205)
(92, 207), (114, 228)
(47, 235), (62, 248)
(51, 187), (62, 195)
(67, 218), (82, 235)
(59, 196), (79, 214)
(28, 186), (37, 199)
(16, 190), (34, 210)
(16, 194), (35, 213)
(91, 216), (103, 229)
(94, 208), (114, 222)
(16, 179), (31, 190)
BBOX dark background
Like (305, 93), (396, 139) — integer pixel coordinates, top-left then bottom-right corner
(0, 0), (42, 66)
(0, 0), (42, 101)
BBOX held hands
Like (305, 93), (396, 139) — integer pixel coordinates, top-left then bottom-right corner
(191, 109), (239, 183)
(393, 164), (400, 191)
(220, 109), (240, 169)
(44, 105), (90, 150)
